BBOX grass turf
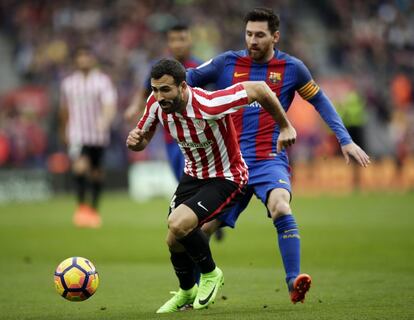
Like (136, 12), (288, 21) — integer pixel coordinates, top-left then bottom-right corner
(0, 192), (413, 319)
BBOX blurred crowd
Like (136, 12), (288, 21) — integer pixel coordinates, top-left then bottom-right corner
(0, 0), (413, 169)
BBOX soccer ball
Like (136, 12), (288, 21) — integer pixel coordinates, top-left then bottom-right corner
(54, 257), (99, 301)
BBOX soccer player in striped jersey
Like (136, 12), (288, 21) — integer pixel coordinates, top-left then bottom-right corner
(126, 58), (296, 313)
(60, 46), (117, 228)
(186, 8), (370, 304)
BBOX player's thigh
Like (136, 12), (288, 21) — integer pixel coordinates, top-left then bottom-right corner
(182, 177), (245, 226)
(215, 186), (254, 229)
(248, 160), (292, 218)
(72, 148), (90, 174)
(169, 174), (202, 214)
(168, 203), (199, 237)
(87, 146), (105, 170)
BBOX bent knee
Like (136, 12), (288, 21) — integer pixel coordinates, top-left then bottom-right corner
(165, 233), (182, 251)
(269, 201), (291, 220)
(167, 215), (192, 238)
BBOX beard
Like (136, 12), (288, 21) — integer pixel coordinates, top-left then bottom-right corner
(159, 95), (183, 114)
(247, 47), (268, 62)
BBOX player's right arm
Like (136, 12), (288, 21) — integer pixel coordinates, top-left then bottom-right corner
(126, 127), (154, 151)
(126, 95), (159, 151)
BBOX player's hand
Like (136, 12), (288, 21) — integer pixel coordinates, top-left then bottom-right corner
(277, 125), (297, 153)
(341, 142), (370, 167)
(126, 128), (146, 151)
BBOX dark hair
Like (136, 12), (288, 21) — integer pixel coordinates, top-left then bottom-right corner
(168, 23), (189, 33)
(150, 58), (186, 86)
(244, 7), (280, 33)
(73, 45), (94, 57)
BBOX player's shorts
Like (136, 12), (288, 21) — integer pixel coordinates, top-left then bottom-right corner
(217, 158), (291, 228)
(69, 144), (105, 169)
(165, 140), (185, 181)
(169, 174), (246, 226)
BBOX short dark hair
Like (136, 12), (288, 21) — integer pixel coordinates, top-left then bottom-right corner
(244, 7), (280, 33)
(150, 58), (186, 86)
(73, 45), (94, 58)
(168, 23), (189, 33)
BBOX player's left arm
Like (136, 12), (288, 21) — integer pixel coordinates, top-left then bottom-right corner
(98, 76), (118, 133)
(295, 60), (370, 167)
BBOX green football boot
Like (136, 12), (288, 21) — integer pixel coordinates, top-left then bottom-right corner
(156, 285), (197, 313)
(193, 267), (224, 310)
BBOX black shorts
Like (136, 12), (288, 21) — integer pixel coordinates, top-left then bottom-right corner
(81, 146), (105, 169)
(169, 174), (246, 225)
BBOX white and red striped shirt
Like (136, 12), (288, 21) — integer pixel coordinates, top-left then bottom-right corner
(138, 83), (249, 184)
(61, 69), (117, 146)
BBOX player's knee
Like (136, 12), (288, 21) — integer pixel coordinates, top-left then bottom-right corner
(72, 158), (89, 175)
(270, 201), (291, 220)
(165, 233), (182, 251)
(167, 214), (192, 238)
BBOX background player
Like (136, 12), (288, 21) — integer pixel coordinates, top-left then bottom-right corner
(187, 7), (370, 303)
(124, 23), (202, 181)
(126, 58), (296, 313)
(60, 46), (117, 228)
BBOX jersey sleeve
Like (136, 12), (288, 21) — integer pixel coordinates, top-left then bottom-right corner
(137, 94), (159, 133)
(295, 59), (320, 101)
(186, 52), (227, 87)
(193, 83), (248, 119)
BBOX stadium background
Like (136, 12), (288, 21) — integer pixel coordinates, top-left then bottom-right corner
(0, 1), (413, 319)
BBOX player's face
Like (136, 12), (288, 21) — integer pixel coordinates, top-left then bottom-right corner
(245, 21), (279, 63)
(151, 75), (186, 114)
(167, 30), (192, 62)
(75, 50), (96, 71)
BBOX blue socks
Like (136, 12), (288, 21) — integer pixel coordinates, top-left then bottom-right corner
(274, 214), (300, 285)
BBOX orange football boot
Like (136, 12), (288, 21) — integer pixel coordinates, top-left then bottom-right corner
(73, 204), (101, 228)
(289, 274), (312, 304)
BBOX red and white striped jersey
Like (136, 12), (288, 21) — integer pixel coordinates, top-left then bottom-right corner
(61, 69), (117, 146)
(138, 83), (249, 184)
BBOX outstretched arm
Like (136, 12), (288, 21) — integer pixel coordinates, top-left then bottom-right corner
(309, 91), (370, 167)
(295, 59), (370, 167)
(242, 81), (296, 153)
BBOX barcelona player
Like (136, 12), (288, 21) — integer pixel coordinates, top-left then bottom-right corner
(187, 8), (370, 304)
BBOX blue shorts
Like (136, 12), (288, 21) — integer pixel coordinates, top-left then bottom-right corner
(165, 141), (185, 181)
(218, 157), (291, 228)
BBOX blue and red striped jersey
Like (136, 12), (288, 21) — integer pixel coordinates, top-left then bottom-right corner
(187, 49), (351, 162)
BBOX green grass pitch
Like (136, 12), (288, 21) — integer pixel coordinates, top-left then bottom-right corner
(0, 192), (413, 319)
